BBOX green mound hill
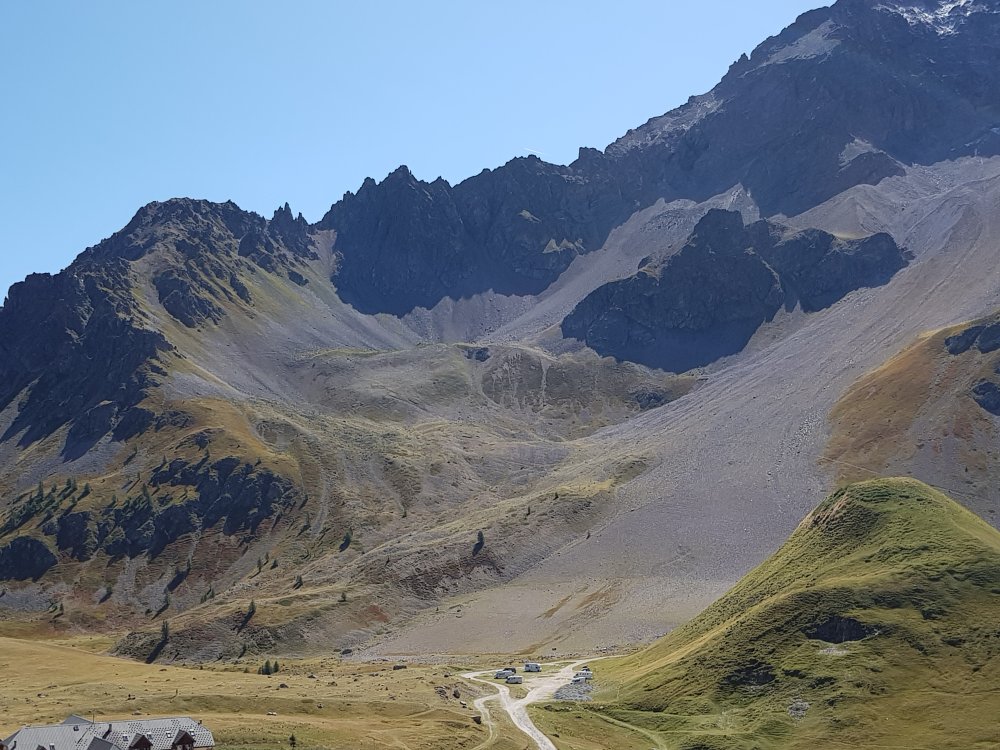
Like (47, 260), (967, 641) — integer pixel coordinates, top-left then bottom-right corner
(537, 478), (1000, 749)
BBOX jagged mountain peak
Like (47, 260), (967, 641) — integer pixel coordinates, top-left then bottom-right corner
(126, 196), (250, 227)
(84, 197), (261, 263)
(79, 195), (318, 272)
(270, 201), (304, 222)
(385, 163), (417, 182)
(874, 0), (999, 34)
(305, 0), (1000, 318)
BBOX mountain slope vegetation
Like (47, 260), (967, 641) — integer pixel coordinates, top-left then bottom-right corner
(535, 478), (1000, 749)
(826, 313), (1000, 526)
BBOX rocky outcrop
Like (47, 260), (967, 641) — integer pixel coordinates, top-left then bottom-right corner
(946, 318), (1000, 356)
(945, 325), (988, 355)
(561, 210), (909, 371)
(53, 511), (97, 561)
(154, 269), (225, 328)
(943, 315), (1000, 416)
(0, 537), (58, 581)
(972, 381), (1000, 415)
(267, 202), (316, 260)
(803, 614), (878, 643)
(29, 457), (302, 562)
(753, 224), (908, 313)
(562, 211), (785, 372)
(319, 161), (615, 315)
(0, 259), (172, 455)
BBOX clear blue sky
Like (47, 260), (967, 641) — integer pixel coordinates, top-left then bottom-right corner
(0, 1), (822, 299)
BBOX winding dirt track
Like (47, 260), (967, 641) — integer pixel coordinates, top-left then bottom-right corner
(462, 660), (593, 750)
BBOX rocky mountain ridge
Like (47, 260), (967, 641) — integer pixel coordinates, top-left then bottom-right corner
(323, 0), (1000, 316)
(1, 0), (999, 661)
(0, 199), (320, 460)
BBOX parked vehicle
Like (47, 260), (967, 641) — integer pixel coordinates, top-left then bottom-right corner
(494, 669), (514, 679)
(573, 671), (593, 681)
(506, 675), (523, 684)
(524, 662), (541, 672)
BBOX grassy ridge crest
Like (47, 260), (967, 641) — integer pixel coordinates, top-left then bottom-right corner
(537, 478), (1000, 749)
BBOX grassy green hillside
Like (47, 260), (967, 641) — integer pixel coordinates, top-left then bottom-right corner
(534, 478), (1000, 749)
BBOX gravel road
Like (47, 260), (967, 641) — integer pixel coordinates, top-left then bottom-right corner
(462, 659), (598, 750)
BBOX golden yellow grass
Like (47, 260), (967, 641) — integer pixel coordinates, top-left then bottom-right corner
(0, 636), (494, 750)
(824, 323), (998, 484)
(529, 705), (656, 750)
(824, 330), (942, 482)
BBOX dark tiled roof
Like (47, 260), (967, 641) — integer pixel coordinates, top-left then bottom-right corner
(4, 717), (212, 750)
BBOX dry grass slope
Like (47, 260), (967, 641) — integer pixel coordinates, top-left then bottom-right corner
(0, 634), (530, 750)
(825, 321), (1000, 525)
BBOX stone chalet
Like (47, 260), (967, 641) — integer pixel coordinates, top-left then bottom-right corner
(1, 716), (213, 750)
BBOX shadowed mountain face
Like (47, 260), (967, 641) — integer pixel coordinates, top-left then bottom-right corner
(0, 259), (172, 456)
(319, 161), (616, 315)
(0, 199), (314, 457)
(0, 0), (998, 661)
(561, 210), (909, 372)
(321, 0), (1000, 315)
